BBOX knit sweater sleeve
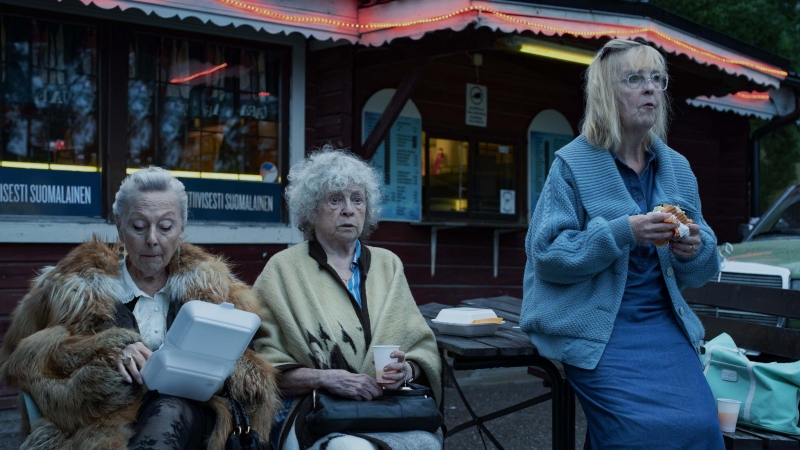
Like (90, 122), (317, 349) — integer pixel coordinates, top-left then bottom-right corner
(528, 159), (636, 284)
(670, 171), (721, 289)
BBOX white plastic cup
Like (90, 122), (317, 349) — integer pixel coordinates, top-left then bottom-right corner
(717, 398), (741, 433)
(373, 345), (401, 384)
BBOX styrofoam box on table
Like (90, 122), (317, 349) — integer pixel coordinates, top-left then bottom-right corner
(432, 307), (497, 324)
(141, 301), (260, 402)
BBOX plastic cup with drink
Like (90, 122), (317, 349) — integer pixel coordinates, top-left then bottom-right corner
(717, 398), (741, 433)
(373, 345), (401, 384)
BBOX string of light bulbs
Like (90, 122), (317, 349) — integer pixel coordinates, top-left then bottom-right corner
(734, 91), (771, 101)
(214, 1), (787, 78)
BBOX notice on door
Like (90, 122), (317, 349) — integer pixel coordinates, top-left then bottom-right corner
(466, 83), (487, 127)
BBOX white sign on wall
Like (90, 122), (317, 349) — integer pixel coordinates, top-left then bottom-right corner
(500, 189), (516, 215)
(465, 83), (487, 127)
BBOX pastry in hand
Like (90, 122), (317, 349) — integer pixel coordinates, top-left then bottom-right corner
(652, 204), (693, 246)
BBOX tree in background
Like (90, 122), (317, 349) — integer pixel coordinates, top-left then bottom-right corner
(651, 0), (800, 213)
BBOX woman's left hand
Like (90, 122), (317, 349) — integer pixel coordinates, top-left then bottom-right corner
(670, 223), (701, 259)
(378, 350), (412, 390)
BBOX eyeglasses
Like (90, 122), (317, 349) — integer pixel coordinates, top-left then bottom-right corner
(622, 73), (668, 91)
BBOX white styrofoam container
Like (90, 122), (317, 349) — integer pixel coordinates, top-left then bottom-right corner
(141, 301), (260, 401)
(432, 307), (497, 325)
(140, 349), (233, 400)
(431, 308), (502, 337)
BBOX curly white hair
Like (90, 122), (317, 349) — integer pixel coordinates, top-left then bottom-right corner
(286, 146), (383, 240)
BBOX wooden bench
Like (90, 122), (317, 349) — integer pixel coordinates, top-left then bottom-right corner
(684, 281), (800, 450)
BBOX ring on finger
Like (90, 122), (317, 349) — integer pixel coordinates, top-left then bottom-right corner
(122, 355), (132, 365)
(689, 244), (695, 252)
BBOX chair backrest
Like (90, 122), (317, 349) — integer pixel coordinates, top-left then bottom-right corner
(684, 282), (800, 360)
(22, 391), (42, 424)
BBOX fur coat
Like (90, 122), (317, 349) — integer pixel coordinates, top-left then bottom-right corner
(0, 238), (280, 449)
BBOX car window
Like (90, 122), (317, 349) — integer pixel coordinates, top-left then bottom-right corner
(752, 187), (800, 239)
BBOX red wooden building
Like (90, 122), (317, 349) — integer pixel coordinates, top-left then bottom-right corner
(0, 0), (796, 408)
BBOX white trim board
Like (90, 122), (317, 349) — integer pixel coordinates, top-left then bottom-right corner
(0, 220), (304, 244)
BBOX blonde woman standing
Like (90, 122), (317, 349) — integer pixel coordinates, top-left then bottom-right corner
(521, 39), (724, 449)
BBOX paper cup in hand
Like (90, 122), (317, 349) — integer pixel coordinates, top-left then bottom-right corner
(373, 345), (400, 384)
(717, 398), (741, 433)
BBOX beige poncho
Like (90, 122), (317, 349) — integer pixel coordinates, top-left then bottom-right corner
(253, 240), (442, 447)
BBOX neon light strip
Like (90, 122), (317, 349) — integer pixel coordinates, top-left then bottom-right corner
(201, 172), (239, 180)
(126, 167), (264, 181)
(734, 91), (770, 101)
(215, 1), (788, 77)
(170, 63), (228, 84)
(518, 44), (594, 65)
(1, 161), (99, 172)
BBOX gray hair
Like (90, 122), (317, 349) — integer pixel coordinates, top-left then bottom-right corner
(112, 166), (188, 225)
(581, 38), (672, 151)
(286, 146), (383, 240)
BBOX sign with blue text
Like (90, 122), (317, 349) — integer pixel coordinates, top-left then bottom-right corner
(180, 178), (281, 223)
(0, 167), (101, 216)
(362, 89), (423, 222)
(363, 112), (422, 221)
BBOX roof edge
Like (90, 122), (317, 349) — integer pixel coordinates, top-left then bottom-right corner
(505, 0), (790, 70)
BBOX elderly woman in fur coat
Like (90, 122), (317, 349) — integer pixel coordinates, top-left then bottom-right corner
(0, 167), (280, 450)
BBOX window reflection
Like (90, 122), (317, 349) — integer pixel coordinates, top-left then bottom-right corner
(127, 34), (281, 180)
(0, 17), (99, 169)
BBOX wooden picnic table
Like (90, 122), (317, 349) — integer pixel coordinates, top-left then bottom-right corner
(419, 296), (575, 450)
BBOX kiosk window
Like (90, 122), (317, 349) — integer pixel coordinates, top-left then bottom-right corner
(127, 34), (282, 181)
(427, 137), (469, 213)
(0, 17), (99, 171)
(472, 142), (515, 215)
(424, 135), (518, 219)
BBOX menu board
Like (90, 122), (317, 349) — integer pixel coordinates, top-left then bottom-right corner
(362, 89), (423, 222)
(529, 131), (572, 214)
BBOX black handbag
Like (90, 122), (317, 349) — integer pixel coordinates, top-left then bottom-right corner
(305, 383), (443, 435)
(225, 381), (269, 450)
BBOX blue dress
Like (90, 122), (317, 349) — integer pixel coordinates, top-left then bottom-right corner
(563, 151), (724, 450)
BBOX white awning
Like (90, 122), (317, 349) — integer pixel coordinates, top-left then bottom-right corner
(687, 88), (799, 122)
(80, 0), (360, 43)
(72, 0), (786, 88)
(357, 0), (786, 87)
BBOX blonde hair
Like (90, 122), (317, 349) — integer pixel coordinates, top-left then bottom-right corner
(581, 39), (671, 150)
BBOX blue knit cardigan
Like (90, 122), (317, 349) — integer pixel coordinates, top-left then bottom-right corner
(520, 135), (720, 370)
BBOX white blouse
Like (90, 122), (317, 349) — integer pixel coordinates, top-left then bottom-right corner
(121, 259), (170, 351)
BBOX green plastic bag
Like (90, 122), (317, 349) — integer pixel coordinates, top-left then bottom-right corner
(702, 333), (800, 435)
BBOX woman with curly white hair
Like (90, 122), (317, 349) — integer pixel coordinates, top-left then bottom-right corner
(252, 147), (442, 450)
